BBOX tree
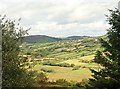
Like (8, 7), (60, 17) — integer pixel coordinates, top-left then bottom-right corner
(86, 8), (120, 89)
(1, 15), (35, 87)
(36, 72), (48, 87)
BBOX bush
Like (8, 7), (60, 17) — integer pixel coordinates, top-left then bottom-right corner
(76, 79), (89, 88)
(79, 60), (90, 63)
(71, 64), (75, 67)
(41, 68), (54, 73)
(81, 66), (86, 68)
(42, 61), (73, 68)
(58, 63), (71, 67)
(72, 66), (80, 70)
(55, 79), (70, 87)
(42, 61), (57, 66)
(36, 72), (48, 87)
(26, 52), (31, 55)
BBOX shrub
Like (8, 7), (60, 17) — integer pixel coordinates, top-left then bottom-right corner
(55, 79), (70, 87)
(36, 72), (48, 87)
(81, 66), (86, 68)
(71, 64), (75, 67)
(76, 79), (89, 88)
(42, 61), (57, 66)
(58, 63), (71, 67)
(41, 68), (54, 73)
(72, 66), (80, 70)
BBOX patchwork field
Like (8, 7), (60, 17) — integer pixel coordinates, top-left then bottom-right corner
(32, 64), (91, 82)
(21, 37), (101, 82)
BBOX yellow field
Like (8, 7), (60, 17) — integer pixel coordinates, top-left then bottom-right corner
(34, 65), (91, 82)
(30, 55), (98, 82)
(80, 55), (95, 61)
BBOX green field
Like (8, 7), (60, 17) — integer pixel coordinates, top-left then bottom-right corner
(33, 64), (91, 82)
(21, 37), (101, 82)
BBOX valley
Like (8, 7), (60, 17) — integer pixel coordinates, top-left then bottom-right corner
(21, 36), (102, 82)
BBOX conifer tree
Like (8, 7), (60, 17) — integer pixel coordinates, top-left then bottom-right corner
(86, 8), (120, 89)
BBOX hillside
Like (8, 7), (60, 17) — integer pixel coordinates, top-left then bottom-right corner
(21, 36), (101, 82)
(23, 35), (90, 43)
(23, 35), (62, 43)
(67, 36), (89, 40)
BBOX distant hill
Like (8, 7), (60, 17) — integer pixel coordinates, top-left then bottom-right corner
(23, 35), (62, 43)
(66, 36), (89, 40)
(23, 35), (90, 43)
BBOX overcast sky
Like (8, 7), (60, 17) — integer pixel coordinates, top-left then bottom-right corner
(0, 0), (118, 37)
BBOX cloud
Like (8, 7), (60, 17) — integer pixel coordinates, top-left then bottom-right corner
(28, 20), (108, 37)
(0, 0), (118, 37)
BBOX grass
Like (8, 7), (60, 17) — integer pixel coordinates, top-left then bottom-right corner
(33, 64), (91, 82)
(25, 54), (98, 82)
(80, 55), (95, 61)
(22, 37), (102, 82)
(61, 55), (98, 68)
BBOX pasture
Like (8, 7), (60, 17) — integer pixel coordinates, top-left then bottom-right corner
(21, 37), (101, 82)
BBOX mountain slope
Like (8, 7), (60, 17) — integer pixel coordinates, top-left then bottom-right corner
(23, 35), (91, 43)
(66, 36), (89, 40)
(23, 35), (62, 43)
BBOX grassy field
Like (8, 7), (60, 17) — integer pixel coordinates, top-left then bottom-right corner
(61, 55), (95, 64)
(21, 37), (101, 82)
(25, 54), (99, 82)
(33, 64), (91, 82)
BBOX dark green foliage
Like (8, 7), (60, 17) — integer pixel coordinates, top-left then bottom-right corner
(36, 72), (48, 87)
(58, 63), (72, 67)
(23, 35), (62, 43)
(41, 68), (55, 73)
(86, 9), (120, 89)
(23, 35), (89, 43)
(72, 66), (80, 70)
(71, 64), (75, 67)
(1, 16), (35, 87)
(39, 49), (50, 57)
(76, 79), (89, 88)
(55, 79), (71, 87)
(42, 61), (57, 66)
(42, 61), (73, 67)
(66, 36), (89, 40)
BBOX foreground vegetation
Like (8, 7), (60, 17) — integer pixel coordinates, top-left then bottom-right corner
(85, 9), (120, 89)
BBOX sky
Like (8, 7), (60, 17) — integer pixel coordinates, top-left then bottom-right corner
(0, 0), (118, 37)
